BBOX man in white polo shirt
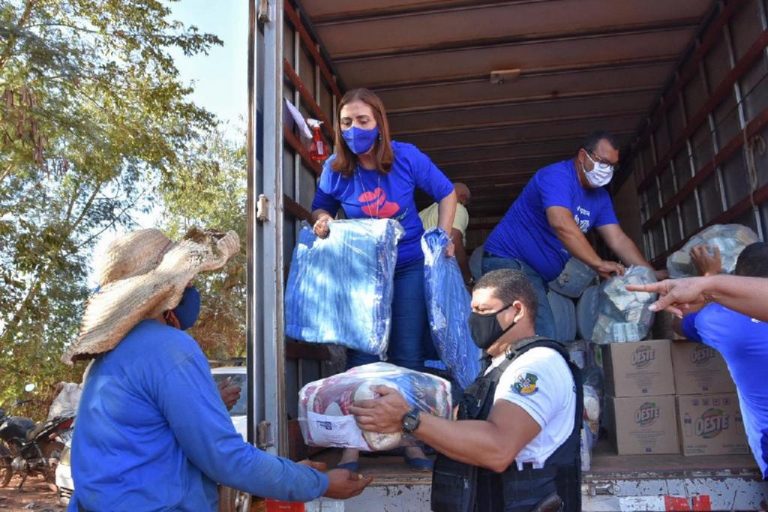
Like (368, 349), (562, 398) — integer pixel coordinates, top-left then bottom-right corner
(352, 268), (582, 512)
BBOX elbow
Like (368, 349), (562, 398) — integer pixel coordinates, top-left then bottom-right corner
(484, 449), (518, 474)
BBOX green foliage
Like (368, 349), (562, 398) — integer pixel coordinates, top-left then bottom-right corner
(160, 126), (247, 361)
(0, 0), (222, 412)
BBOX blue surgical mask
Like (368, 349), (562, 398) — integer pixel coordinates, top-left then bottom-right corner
(341, 126), (379, 155)
(173, 286), (201, 330)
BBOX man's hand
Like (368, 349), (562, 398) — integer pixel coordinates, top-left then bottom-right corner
(627, 278), (708, 318)
(594, 259), (625, 279)
(323, 469), (373, 499)
(349, 385), (411, 434)
(217, 378), (241, 411)
(690, 244), (722, 276)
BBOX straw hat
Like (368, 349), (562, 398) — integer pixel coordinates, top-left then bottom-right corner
(63, 227), (240, 364)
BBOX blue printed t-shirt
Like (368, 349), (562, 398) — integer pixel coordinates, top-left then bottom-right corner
(483, 159), (618, 282)
(311, 141), (454, 267)
(682, 304), (768, 479)
(69, 320), (327, 512)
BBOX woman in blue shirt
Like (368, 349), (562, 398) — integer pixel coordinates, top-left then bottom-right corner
(311, 88), (457, 471)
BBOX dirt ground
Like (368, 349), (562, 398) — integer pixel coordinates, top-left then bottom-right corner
(0, 476), (65, 511)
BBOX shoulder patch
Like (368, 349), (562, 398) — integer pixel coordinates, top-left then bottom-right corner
(512, 372), (539, 396)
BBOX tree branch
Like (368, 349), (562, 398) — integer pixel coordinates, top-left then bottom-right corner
(0, 0), (39, 73)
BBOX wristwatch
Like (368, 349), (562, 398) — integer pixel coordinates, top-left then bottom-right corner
(402, 407), (421, 433)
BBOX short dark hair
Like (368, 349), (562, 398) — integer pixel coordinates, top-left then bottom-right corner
(475, 269), (538, 318)
(581, 130), (619, 154)
(735, 242), (768, 278)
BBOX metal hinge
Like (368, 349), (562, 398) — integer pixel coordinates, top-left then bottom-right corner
(256, 194), (270, 223)
(256, 420), (274, 449)
(257, 0), (270, 24)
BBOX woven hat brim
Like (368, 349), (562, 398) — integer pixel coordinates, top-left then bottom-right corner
(63, 231), (239, 364)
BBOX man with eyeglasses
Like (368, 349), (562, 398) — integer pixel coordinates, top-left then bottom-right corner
(481, 131), (658, 338)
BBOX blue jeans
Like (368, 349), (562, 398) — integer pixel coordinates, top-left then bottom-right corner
(347, 257), (436, 372)
(481, 254), (557, 339)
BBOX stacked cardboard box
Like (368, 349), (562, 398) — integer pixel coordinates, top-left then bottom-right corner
(602, 339), (749, 456)
(602, 340), (679, 455)
(671, 342), (747, 456)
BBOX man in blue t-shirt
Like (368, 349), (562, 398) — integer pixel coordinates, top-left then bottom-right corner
(483, 131), (655, 338)
(680, 241), (768, 479)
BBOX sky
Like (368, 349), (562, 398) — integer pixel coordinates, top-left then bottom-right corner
(169, 0), (249, 131)
(89, 1), (249, 282)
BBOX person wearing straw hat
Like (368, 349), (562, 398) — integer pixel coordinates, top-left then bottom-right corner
(66, 228), (371, 512)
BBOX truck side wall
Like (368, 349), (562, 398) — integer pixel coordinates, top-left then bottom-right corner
(619, 0), (768, 262)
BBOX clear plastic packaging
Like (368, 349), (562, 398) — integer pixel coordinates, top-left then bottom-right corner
(285, 219), (404, 357)
(667, 224), (759, 278)
(299, 362), (452, 451)
(422, 228), (481, 390)
(591, 266), (658, 344)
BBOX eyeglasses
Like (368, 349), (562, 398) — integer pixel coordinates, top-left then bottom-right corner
(584, 149), (615, 167)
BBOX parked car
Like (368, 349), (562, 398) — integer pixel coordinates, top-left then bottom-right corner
(211, 366), (247, 441)
(56, 366), (249, 505)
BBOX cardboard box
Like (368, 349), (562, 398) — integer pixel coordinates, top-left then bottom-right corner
(606, 395), (680, 455)
(602, 340), (675, 397)
(671, 342), (736, 395)
(676, 394), (749, 456)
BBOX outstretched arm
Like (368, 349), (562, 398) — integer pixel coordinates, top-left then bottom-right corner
(627, 275), (768, 321)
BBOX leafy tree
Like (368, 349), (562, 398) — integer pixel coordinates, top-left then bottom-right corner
(160, 125), (247, 362)
(0, 0), (221, 409)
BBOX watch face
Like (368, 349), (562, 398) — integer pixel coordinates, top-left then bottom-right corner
(403, 410), (419, 432)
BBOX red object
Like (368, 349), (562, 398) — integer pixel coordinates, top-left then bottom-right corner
(264, 499), (305, 512)
(309, 123), (328, 162)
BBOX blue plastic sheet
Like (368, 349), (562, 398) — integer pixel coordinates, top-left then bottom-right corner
(285, 219), (403, 357)
(421, 228), (481, 389)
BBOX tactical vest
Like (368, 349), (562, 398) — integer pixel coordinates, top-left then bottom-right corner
(431, 337), (583, 512)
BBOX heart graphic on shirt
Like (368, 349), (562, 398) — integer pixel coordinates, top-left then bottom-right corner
(359, 187), (400, 218)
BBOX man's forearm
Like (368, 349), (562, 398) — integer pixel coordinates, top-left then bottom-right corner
(609, 232), (652, 268)
(554, 223), (602, 269)
(414, 414), (514, 472)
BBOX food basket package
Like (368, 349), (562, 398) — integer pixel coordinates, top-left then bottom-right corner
(667, 224), (758, 278)
(299, 362), (452, 451)
(591, 266), (658, 344)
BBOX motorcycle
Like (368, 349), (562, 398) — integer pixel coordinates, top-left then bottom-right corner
(0, 384), (75, 489)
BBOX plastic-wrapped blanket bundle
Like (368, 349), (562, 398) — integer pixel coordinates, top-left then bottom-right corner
(285, 219), (403, 357)
(667, 224), (759, 278)
(422, 228), (481, 389)
(591, 266), (658, 344)
(299, 362), (452, 451)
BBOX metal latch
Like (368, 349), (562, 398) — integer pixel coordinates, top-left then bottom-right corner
(256, 194), (270, 223)
(585, 482), (614, 496)
(257, 0), (270, 23)
(256, 420), (274, 449)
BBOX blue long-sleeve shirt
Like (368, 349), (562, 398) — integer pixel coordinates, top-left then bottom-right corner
(69, 320), (328, 511)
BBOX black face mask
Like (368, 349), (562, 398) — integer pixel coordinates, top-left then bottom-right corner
(468, 303), (517, 350)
